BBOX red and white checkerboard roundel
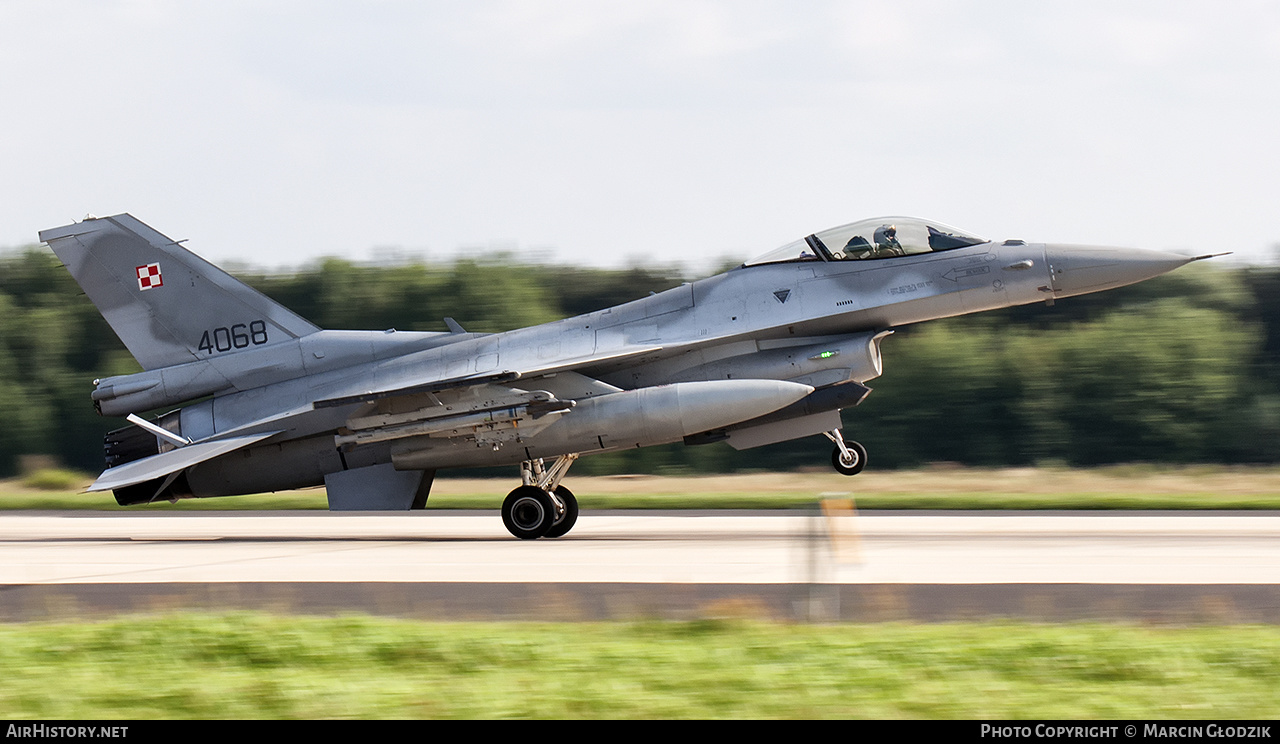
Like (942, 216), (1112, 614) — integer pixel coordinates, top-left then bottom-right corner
(136, 263), (163, 291)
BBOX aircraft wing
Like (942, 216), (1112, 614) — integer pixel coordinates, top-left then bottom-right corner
(314, 370), (523, 409)
(311, 344), (666, 409)
(89, 431), (282, 492)
(304, 344), (684, 453)
(97, 343), (691, 493)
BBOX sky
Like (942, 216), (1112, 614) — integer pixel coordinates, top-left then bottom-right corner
(2, 1), (1278, 272)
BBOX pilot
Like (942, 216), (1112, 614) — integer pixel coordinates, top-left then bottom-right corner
(873, 225), (904, 257)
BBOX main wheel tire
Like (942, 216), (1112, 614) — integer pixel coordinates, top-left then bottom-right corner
(542, 485), (579, 539)
(831, 439), (868, 476)
(502, 485), (556, 539)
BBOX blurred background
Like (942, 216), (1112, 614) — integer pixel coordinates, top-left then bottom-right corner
(3, 1), (1278, 477)
(0, 249), (1275, 476)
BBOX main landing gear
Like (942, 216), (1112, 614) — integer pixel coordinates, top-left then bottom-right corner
(502, 454), (580, 540)
(824, 429), (867, 476)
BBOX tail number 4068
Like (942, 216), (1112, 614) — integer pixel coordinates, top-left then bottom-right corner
(198, 321), (269, 354)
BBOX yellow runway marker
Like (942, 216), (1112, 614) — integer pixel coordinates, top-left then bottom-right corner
(820, 496), (862, 564)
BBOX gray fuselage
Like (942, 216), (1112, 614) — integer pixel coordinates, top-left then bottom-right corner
(167, 239), (1051, 497)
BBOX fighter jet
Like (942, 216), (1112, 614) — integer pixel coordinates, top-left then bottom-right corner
(40, 214), (1216, 538)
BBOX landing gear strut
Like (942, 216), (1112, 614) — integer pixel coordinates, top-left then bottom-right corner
(825, 430), (867, 476)
(501, 454), (580, 539)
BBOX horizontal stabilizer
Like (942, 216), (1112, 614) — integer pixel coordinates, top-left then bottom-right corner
(89, 431), (281, 492)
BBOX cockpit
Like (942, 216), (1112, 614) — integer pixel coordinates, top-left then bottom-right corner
(744, 217), (989, 267)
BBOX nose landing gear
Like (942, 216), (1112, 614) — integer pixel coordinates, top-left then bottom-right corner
(501, 454), (580, 539)
(825, 430), (867, 476)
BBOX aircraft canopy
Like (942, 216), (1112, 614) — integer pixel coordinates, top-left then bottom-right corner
(745, 217), (988, 266)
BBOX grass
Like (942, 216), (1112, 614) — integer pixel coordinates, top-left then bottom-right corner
(5, 465), (1280, 510)
(18, 468), (88, 491)
(0, 613), (1276, 719)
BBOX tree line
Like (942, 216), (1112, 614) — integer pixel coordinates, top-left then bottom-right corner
(0, 246), (1276, 477)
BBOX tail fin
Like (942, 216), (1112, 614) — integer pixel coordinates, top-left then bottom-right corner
(40, 214), (320, 370)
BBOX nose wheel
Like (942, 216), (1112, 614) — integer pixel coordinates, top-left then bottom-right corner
(825, 430), (867, 476)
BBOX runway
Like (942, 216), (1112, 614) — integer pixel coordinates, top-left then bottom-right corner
(2, 510), (1278, 622)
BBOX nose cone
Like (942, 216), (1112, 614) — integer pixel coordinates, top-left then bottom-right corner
(1045, 244), (1195, 298)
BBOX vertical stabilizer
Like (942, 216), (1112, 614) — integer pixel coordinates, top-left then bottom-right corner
(40, 214), (320, 370)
